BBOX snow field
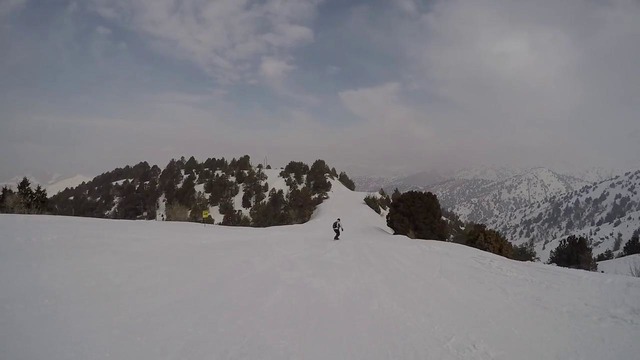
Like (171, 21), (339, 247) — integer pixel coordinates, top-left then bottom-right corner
(1, 180), (639, 359)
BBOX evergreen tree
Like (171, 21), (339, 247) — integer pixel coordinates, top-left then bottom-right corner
(221, 210), (251, 226)
(188, 192), (210, 222)
(391, 188), (401, 202)
(512, 240), (538, 261)
(236, 155), (251, 171)
(176, 174), (197, 207)
(184, 156), (199, 175)
(306, 160), (331, 195)
(16, 177), (34, 212)
(386, 191), (448, 240)
(0, 186), (15, 213)
(596, 249), (614, 262)
(32, 185), (48, 214)
(286, 187), (317, 223)
(251, 189), (288, 227)
(548, 235), (597, 271)
(461, 224), (514, 258)
(364, 195), (381, 214)
(622, 236), (640, 256)
(281, 161), (309, 185)
(338, 172), (356, 191)
(218, 197), (235, 216)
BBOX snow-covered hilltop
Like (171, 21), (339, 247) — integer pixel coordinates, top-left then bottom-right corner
(1, 179), (639, 359)
(47, 156), (354, 227)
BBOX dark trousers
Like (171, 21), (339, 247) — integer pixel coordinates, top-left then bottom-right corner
(334, 229), (340, 240)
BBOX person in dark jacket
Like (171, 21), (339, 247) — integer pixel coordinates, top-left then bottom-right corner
(333, 218), (344, 240)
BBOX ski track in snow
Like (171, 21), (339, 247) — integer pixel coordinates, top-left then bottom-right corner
(1, 181), (640, 359)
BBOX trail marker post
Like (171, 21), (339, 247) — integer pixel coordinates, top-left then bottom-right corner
(202, 210), (209, 226)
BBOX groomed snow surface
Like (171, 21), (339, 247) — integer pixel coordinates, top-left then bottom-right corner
(1, 181), (639, 359)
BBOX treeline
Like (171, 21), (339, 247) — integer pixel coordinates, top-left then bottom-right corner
(368, 190), (537, 264)
(377, 188), (640, 271)
(0, 177), (49, 214)
(45, 155), (355, 227)
(378, 189), (536, 262)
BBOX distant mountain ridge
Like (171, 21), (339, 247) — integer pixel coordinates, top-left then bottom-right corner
(489, 169), (640, 261)
(355, 166), (640, 261)
(1, 174), (92, 196)
(433, 168), (589, 224)
(355, 167), (589, 224)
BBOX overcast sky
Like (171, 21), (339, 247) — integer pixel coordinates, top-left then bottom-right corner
(1, 0), (640, 181)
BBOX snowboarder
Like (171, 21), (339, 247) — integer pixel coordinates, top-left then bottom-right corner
(333, 218), (344, 240)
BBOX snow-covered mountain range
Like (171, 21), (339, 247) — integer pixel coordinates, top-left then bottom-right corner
(434, 168), (589, 224)
(355, 166), (640, 261)
(489, 169), (640, 261)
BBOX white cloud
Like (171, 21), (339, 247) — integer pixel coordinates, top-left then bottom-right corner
(89, 0), (321, 83)
(349, 0), (640, 170)
(260, 56), (296, 83)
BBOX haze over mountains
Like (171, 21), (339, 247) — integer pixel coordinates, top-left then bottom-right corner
(356, 166), (640, 261)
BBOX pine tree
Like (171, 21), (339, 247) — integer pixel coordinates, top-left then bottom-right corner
(0, 186), (15, 213)
(32, 185), (48, 214)
(463, 224), (514, 259)
(622, 236), (640, 256)
(306, 160), (331, 195)
(386, 191), (448, 240)
(548, 235), (597, 271)
(16, 177), (34, 212)
(338, 172), (356, 191)
(392, 188), (401, 202)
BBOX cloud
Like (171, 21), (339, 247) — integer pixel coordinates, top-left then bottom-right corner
(88, 0), (321, 84)
(260, 56), (296, 83)
(339, 82), (424, 131)
(348, 0), (640, 171)
(95, 25), (112, 35)
(0, 0), (27, 19)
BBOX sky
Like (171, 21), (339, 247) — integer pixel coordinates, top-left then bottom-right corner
(1, 0), (640, 181)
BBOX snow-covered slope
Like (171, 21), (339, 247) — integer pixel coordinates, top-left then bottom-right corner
(491, 170), (640, 261)
(1, 181), (639, 359)
(598, 254), (640, 277)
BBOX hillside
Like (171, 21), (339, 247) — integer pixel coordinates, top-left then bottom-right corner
(430, 168), (588, 224)
(490, 170), (640, 261)
(598, 254), (640, 277)
(44, 156), (352, 227)
(355, 167), (588, 226)
(1, 180), (639, 359)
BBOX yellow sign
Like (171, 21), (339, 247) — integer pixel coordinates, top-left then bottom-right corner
(202, 210), (209, 218)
